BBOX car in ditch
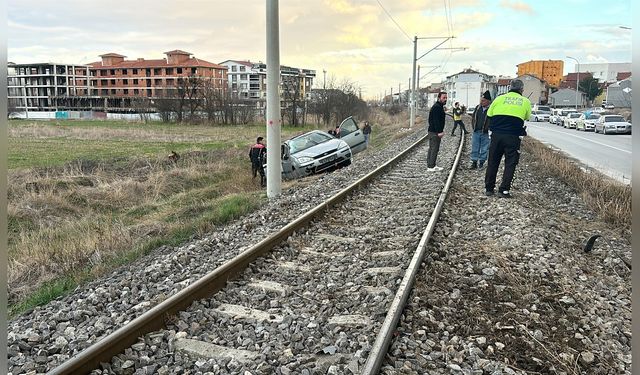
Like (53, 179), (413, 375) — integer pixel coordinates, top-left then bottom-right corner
(575, 113), (601, 131)
(594, 115), (632, 135)
(279, 116), (367, 179)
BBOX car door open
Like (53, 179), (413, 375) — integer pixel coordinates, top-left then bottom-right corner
(338, 116), (367, 155)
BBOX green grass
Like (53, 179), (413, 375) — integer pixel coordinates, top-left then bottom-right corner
(8, 192), (263, 317)
(8, 119), (318, 169)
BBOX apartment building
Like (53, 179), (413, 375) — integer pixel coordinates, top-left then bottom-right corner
(576, 62), (632, 83)
(219, 60), (316, 108)
(86, 50), (227, 111)
(443, 69), (497, 109)
(517, 60), (563, 87)
(7, 62), (91, 111)
(219, 60), (264, 100)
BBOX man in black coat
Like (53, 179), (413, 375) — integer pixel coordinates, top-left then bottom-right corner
(426, 92), (448, 171)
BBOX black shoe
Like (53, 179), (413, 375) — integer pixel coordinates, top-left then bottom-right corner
(498, 190), (512, 198)
(485, 190), (494, 196)
(470, 161), (478, 169)
(478, 161), (485, 168)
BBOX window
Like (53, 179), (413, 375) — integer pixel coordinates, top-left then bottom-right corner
(134, 89), (139, 95)
(177, 68), (183, 74)
(111, 79), (116, 85)
(110, 69), (115, 75)
(124, 89), (129, 94)
(101, 89), (108, 95)
(153, 68), (161, 75)
(191, 67), (197, 74)
(133, 79), (138, 84)
(111, 89), (116, 94)
(338, 117), (358, 137)
(154, 79), (162, 85)
(122, 69), (128, 75)
(101, 79), (107, 86)
(133, 69), (138, 75)
(100, 70), (107, 76)
(240, 74), (247, 80)
(147, 89), (152, 96)
(240, 66), (246, 72)
(123, 79), (128, 84)
(232, 75), (237, 81)
(166, 68), (173, 75)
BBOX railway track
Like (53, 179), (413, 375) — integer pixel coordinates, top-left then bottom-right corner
(9, 130), (464, 375)
(47, 132), (463, 374)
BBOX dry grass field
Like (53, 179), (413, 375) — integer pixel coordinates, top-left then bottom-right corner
(8, 111), (418, 315)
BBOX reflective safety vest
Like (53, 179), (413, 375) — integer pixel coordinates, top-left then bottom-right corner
(487, 91), (531, 136)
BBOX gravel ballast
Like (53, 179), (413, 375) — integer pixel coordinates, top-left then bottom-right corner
(384, 138), (632, 374)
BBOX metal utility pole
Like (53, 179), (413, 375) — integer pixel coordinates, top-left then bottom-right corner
(323, 69), (326, 89)
(266, 0), (281, 198)
(398, 83), (401, 104)
(390, 87), (393, 104)
(567, 56), (579, 109)
(407, 77), (411, 112)
(410, 36), (465, 129)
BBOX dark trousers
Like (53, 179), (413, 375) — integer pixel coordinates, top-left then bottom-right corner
(484, 133), (522, 192)
(252, 163), (266, 186)
(451, 120), (468, 135)
(427, 132), (442, 168)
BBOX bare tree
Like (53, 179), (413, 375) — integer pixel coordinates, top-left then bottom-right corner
(282, 75), (303, 126)
(175, 75), (203, 123)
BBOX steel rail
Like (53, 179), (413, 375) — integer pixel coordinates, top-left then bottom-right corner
(48, 133), (430, 374)
(361, 133), (465, 375)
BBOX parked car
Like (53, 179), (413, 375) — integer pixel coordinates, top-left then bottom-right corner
(576, 113), (601, 131)
(530, 110), (550, 122)
(466, 107), (475, 115)
(279, 116), (367, 179)
(594, 115), (632, 135)
(602, 102), (615, 109)
(563, 112), (582, 129)
(549, 109), (562, 124)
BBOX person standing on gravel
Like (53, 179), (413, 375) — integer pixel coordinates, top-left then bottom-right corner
(484, 79), (531, 198)
(363, 121), (372, 146)
(469, 91), (492, 169)
(451, 102), (468, 136)
(426, 92), (448, 172)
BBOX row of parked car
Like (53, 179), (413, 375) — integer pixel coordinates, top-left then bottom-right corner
(538, 106), (632, 135)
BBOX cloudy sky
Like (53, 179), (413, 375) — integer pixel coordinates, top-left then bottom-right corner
(8, 0), (632, 99)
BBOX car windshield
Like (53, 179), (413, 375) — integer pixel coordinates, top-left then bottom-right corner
(288, 132), (333, 154)
(604, 116), (625, 123)
(587, 114), (600, 120)
(537, 106), (551, 112)
(569, 113), (581, 118)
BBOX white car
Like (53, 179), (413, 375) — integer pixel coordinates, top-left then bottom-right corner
(575, 113), (601, 131)
(563, 112), (581, 129)
(594, 115), (632, 135)
(530, 110), (550, 122)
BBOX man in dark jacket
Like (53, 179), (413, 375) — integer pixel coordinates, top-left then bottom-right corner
(426, 92), (448, 171)
(249, 137), (267, 187)
(469, 91), (492, 169)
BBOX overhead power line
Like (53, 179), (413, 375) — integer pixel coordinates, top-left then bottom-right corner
(375, 0), (412, 43)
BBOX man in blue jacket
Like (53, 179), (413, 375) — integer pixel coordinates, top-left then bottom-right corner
(426, 92), (448, 171)
(484, 79), (531, 198)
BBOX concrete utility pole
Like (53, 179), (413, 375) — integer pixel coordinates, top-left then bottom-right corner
(266, 0), (281, 198)
(410, 36), (418, 128)
(567, 56), (579, 109)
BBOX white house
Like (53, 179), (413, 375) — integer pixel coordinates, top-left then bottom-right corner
(577, 62), (632, 83)
(517, 74), (549, 104)
(605, 77), (632, 108)
(443, 69), (497, 109)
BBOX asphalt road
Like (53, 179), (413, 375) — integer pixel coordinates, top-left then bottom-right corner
(525, 121), (632, 184)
